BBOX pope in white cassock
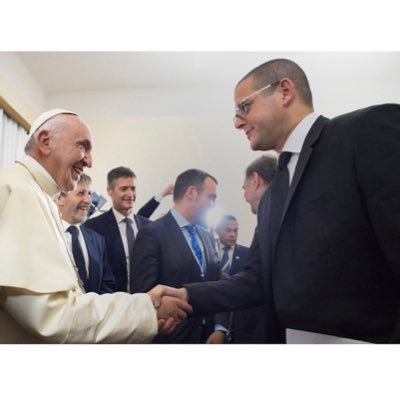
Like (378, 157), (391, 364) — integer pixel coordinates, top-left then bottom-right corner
(0, 109), (191, 343)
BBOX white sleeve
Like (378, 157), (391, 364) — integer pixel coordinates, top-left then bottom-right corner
(0, 287), (158, 343)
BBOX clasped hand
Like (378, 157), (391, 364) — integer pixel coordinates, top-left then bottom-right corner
(147, 285), (190, 335)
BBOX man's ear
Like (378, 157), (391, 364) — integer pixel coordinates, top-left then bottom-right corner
(186, 185), (197, 201)
(56, 194), (65, 207)
(35, 130), (52, 155)
(252, 172), (261, 190)
(279, 78), (296, 107)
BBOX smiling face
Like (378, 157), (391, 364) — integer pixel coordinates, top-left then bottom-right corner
(58, 180), (92, 224)
(233, 76), (287, 152)
(107, 176), (136, 217)
(216, 219), (239, 248)
(45, 115), (93, 192)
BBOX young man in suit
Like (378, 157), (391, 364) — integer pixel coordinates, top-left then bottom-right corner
(131, 169), (228, 344)
(85, 167), (151, 293)
(160, 58), (400, 344)
(57, 173), (115, 294)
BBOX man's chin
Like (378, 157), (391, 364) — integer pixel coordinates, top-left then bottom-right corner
(60, 180), (77, 193)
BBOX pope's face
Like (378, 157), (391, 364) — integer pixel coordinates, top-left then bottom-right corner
(49, 117), (93, 192)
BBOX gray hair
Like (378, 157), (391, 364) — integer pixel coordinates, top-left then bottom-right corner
(245, 154), (278, 184)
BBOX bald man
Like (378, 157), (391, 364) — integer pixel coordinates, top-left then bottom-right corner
(0, 109), (191, 344)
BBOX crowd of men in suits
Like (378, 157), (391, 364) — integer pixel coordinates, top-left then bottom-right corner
(61, 156), (277, 344)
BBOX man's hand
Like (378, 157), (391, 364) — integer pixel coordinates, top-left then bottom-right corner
(157, 318), (177, 336)
(159, 183), (174, 198)
(206, 330), (227, 344)
(156, 295), (192, 321)
(147, 285), (191, 335)
(148, 284), (189, 308)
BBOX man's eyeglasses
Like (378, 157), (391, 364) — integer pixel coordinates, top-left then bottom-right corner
(234, 80), (281, 120)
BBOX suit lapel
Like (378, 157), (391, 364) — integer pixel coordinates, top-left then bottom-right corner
(279, 115), (329, 229)
(80, 225), (100, 292)
(106, 209), (126, 265)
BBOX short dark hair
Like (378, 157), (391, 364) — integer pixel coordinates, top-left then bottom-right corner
(173, 169), (217, 202)
(216, 214), (237, 229)
(245, 154), (277, 184)
(240, 58), (313, 108)
(107, 166), (136, 187)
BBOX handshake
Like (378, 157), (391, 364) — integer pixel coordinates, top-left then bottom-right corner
(147, 285), (191, 335)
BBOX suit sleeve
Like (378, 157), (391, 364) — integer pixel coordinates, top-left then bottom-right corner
(131, 227), (161, 293)
(137, 197), (160, 219)
(185, 229), (265, 314)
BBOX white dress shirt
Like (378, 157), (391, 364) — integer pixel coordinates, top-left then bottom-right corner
(62, 221), (90, 276)
(280, 112), (319, 184)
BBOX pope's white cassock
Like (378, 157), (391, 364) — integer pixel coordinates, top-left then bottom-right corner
(0, 156), (158, 343)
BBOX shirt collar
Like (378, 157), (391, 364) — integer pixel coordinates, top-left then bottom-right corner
(62, 220), (81, 232)
(112, 208), (134, 224)
(171, 208), (192, 228)
(281, 112), (319, 155)
(18, 155), (61, 199)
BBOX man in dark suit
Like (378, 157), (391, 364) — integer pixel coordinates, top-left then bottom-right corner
(57, 174), (115, 294)
(159, 58), (400, 344)
(242, 154), (277, 215)
(131, 169), (228, 344)
(85, 166), (151, 293)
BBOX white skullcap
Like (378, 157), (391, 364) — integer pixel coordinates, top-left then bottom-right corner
(29, 108), (78, 137)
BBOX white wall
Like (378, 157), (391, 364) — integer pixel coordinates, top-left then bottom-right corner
(41, 52), (400, 245)
(0, 52), (46, 122)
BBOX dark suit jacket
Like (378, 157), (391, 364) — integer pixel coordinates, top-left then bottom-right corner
(226, 244), (266, 344)
(85, 209), (151, 292)
(137, 197), (160, 219)
(185, 104), (400, 343)
(131, 211), (225, 343)
(79, 225), (115, 294)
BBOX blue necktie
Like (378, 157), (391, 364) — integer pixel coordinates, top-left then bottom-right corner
(220, 246), (230, 274)
(186, 224), (204, 270)
(67, 225), (88, 289)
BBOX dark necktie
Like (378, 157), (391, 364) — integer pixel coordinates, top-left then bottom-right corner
(220, 246), (231, 274)
(186, 225), (204, 275)
(124, 218), (135, 292)
(67, 225), (88, 288)
(270, 151), (293, 241)
(124, 217), (135, 255)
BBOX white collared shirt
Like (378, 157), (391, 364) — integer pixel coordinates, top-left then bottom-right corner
(280, 112), (319, 184)
(25, 155), (61, 200)
(62, 221), (90, 276)
(218, 243), (234, 271)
